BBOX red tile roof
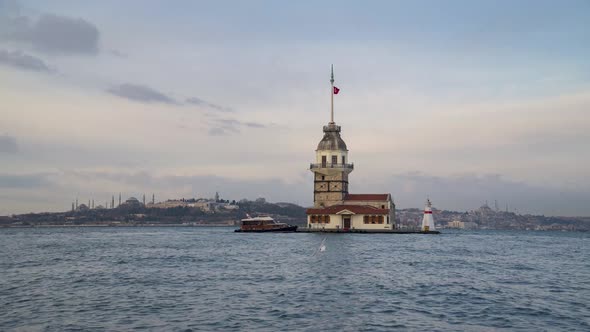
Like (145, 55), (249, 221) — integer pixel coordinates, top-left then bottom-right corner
(344, 194), (390, 201)
(306, 204), (389, 215)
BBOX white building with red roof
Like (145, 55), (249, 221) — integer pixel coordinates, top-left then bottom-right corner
(306, 67), (396, 231)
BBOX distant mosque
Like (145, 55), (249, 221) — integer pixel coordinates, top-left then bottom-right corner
(306, 66), (396, 230)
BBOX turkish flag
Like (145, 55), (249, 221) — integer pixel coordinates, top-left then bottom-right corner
(333, 86), (340, 94)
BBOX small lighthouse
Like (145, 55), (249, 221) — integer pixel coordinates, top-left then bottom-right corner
(421, 198), (436, 232)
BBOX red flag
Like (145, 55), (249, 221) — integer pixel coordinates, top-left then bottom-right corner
(333, 86), (340, 94)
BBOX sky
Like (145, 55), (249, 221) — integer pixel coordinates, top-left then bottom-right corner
(1, 0), (589, 216)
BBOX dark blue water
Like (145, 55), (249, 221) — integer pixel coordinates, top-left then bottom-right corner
(0, 228), (588, 331)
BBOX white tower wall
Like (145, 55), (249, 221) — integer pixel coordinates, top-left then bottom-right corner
(421, 199), (436, 231)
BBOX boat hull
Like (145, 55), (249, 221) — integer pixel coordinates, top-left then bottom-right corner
(235, 225), (298, 233)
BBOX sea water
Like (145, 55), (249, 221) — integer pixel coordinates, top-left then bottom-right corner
(0, 227), (588, 331)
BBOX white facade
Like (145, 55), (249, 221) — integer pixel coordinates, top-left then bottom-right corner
(421, 199), (436, 231)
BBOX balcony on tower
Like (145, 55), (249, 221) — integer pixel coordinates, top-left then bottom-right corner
(310, 162), (354, 171)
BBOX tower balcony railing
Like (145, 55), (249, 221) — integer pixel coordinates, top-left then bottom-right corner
(310, 163), (354, 170)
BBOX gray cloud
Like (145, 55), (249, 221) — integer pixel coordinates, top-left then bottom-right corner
(108, 49), (127, 58)
(0, 49), (51, 72)
(245, 122), (266, 128)
(0, 173), (51, 189)
(186, 97), (233, 112)
(0, 135), (18, 153)
(207, 118), (266, 136)
(208, 127), (229, 136)
(1, 13), (100, 55)
(354, 172), (590, 216)
(107, 83), (176, 104)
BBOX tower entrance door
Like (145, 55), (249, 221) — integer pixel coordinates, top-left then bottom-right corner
(343, 216), (351, 230)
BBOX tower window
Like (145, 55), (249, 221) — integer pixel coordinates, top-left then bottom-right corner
(342, 156), (345, 164)
(332, 155), (338, 165)
(321, 156), (327, 166)
(321, 176), (325, 180)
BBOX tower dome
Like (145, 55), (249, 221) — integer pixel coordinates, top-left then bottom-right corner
(316, 123), (348, 151)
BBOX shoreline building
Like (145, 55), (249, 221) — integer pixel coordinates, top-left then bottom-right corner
(306, 67), (395, 230)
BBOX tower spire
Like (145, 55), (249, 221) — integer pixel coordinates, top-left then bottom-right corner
(330, 64), (335, 124)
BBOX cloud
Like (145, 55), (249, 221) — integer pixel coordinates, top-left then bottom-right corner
(186, 97), (233, 112)
(245, 122), (266, 128)
(0, 49), (52, 72)
(353, 172), (590, 217)
(0, 173), (51, 188)
(1, 13), (100, 55)
(107, 83), (176, 104)
(108, 49), (127, 58)
(207, 118), (266, 136)
(208, 127), (229, 136)
(0, 135), (18, 153)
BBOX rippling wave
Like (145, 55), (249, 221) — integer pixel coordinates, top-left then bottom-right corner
(1, 228), (588, 331)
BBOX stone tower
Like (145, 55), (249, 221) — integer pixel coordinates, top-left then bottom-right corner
(310, 66), (353, 208)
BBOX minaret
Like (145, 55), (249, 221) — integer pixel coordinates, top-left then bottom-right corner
(75, 198), (78, 210)
(152, 193), (155, 204)
(118, 193), (121, 207)
(421, 198), (436, 232)
(142, 194), (145, 205)
(111, 195), (115, 209)
(310, 66), (353, 208)
(71, 202), (75, 212)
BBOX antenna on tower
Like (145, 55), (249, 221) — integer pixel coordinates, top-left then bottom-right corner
(330, 64), (335, 124)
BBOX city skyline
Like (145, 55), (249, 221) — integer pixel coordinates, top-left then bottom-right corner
(1, 0), (589, 216)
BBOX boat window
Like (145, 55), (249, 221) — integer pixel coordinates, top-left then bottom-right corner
(242, 220), (260, 226)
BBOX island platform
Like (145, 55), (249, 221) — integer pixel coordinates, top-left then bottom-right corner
(296, 228), (440, 234)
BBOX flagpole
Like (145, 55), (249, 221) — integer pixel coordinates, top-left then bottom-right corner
(330, 64), (334, 124)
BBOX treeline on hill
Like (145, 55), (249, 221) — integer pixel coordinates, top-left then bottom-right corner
(3, 198), (307, 225)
